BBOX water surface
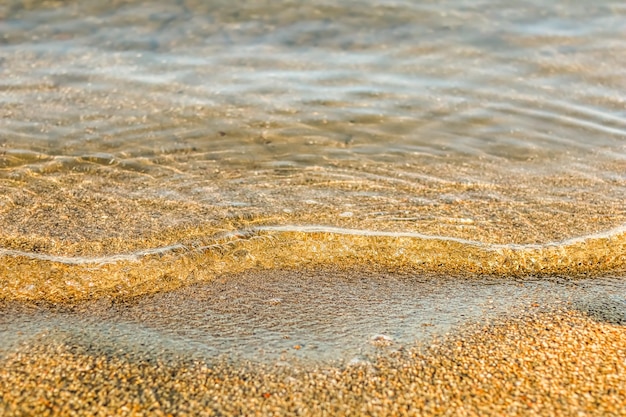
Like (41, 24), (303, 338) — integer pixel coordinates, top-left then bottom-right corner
(1, 0), (625, 363)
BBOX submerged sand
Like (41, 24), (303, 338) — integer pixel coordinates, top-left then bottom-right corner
(1, 308), (625, 416)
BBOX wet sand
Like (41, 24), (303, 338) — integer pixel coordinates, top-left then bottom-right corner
(2, 269), (626, 416)
(1, 308), (625, 416)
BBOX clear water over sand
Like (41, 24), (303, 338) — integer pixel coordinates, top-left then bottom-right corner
(2, 271), (626, 364)
(1, 0), (625, 363)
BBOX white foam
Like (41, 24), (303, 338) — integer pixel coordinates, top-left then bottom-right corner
(0, 223), (624, 266)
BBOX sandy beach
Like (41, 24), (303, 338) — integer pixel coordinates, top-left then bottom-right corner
(1, 306), (625, 416)
(2, 267), (626, 416)
(2, 1), (626, 415)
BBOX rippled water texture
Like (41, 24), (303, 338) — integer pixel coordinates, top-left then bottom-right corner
(0, 0), (625, 363)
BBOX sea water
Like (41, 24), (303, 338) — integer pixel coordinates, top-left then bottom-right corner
(1, 0), (625, 363)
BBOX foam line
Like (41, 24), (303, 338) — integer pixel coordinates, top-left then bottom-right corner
(0, 244), (187, 265)
(256, 223), (626, 251)
(0, 223), (624, 265)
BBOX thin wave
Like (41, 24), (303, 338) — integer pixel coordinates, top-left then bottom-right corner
(1, 223), (624, 265)
(0, 244), (187, 265)
(258, 224), (626, 251)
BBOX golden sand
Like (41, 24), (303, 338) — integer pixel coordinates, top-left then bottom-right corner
(2, 227), (625, 304)
(1, 155), (625, 304)
(1, 309), (625, 416)
(1, 151), (624, 415)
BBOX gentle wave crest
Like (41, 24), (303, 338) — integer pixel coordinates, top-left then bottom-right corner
(2, 223), (624, 303)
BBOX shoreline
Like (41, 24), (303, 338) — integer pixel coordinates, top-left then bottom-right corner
(1, 269), (626, 415)
(1, 308), (625, 416)
(2, 269), (625, 365)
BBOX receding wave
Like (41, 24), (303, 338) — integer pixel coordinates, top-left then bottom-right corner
(1, 223), (624, 304)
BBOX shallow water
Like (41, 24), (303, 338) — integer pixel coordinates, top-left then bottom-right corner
(0, 0), (625, 363)
(2, 271), (626, 364)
